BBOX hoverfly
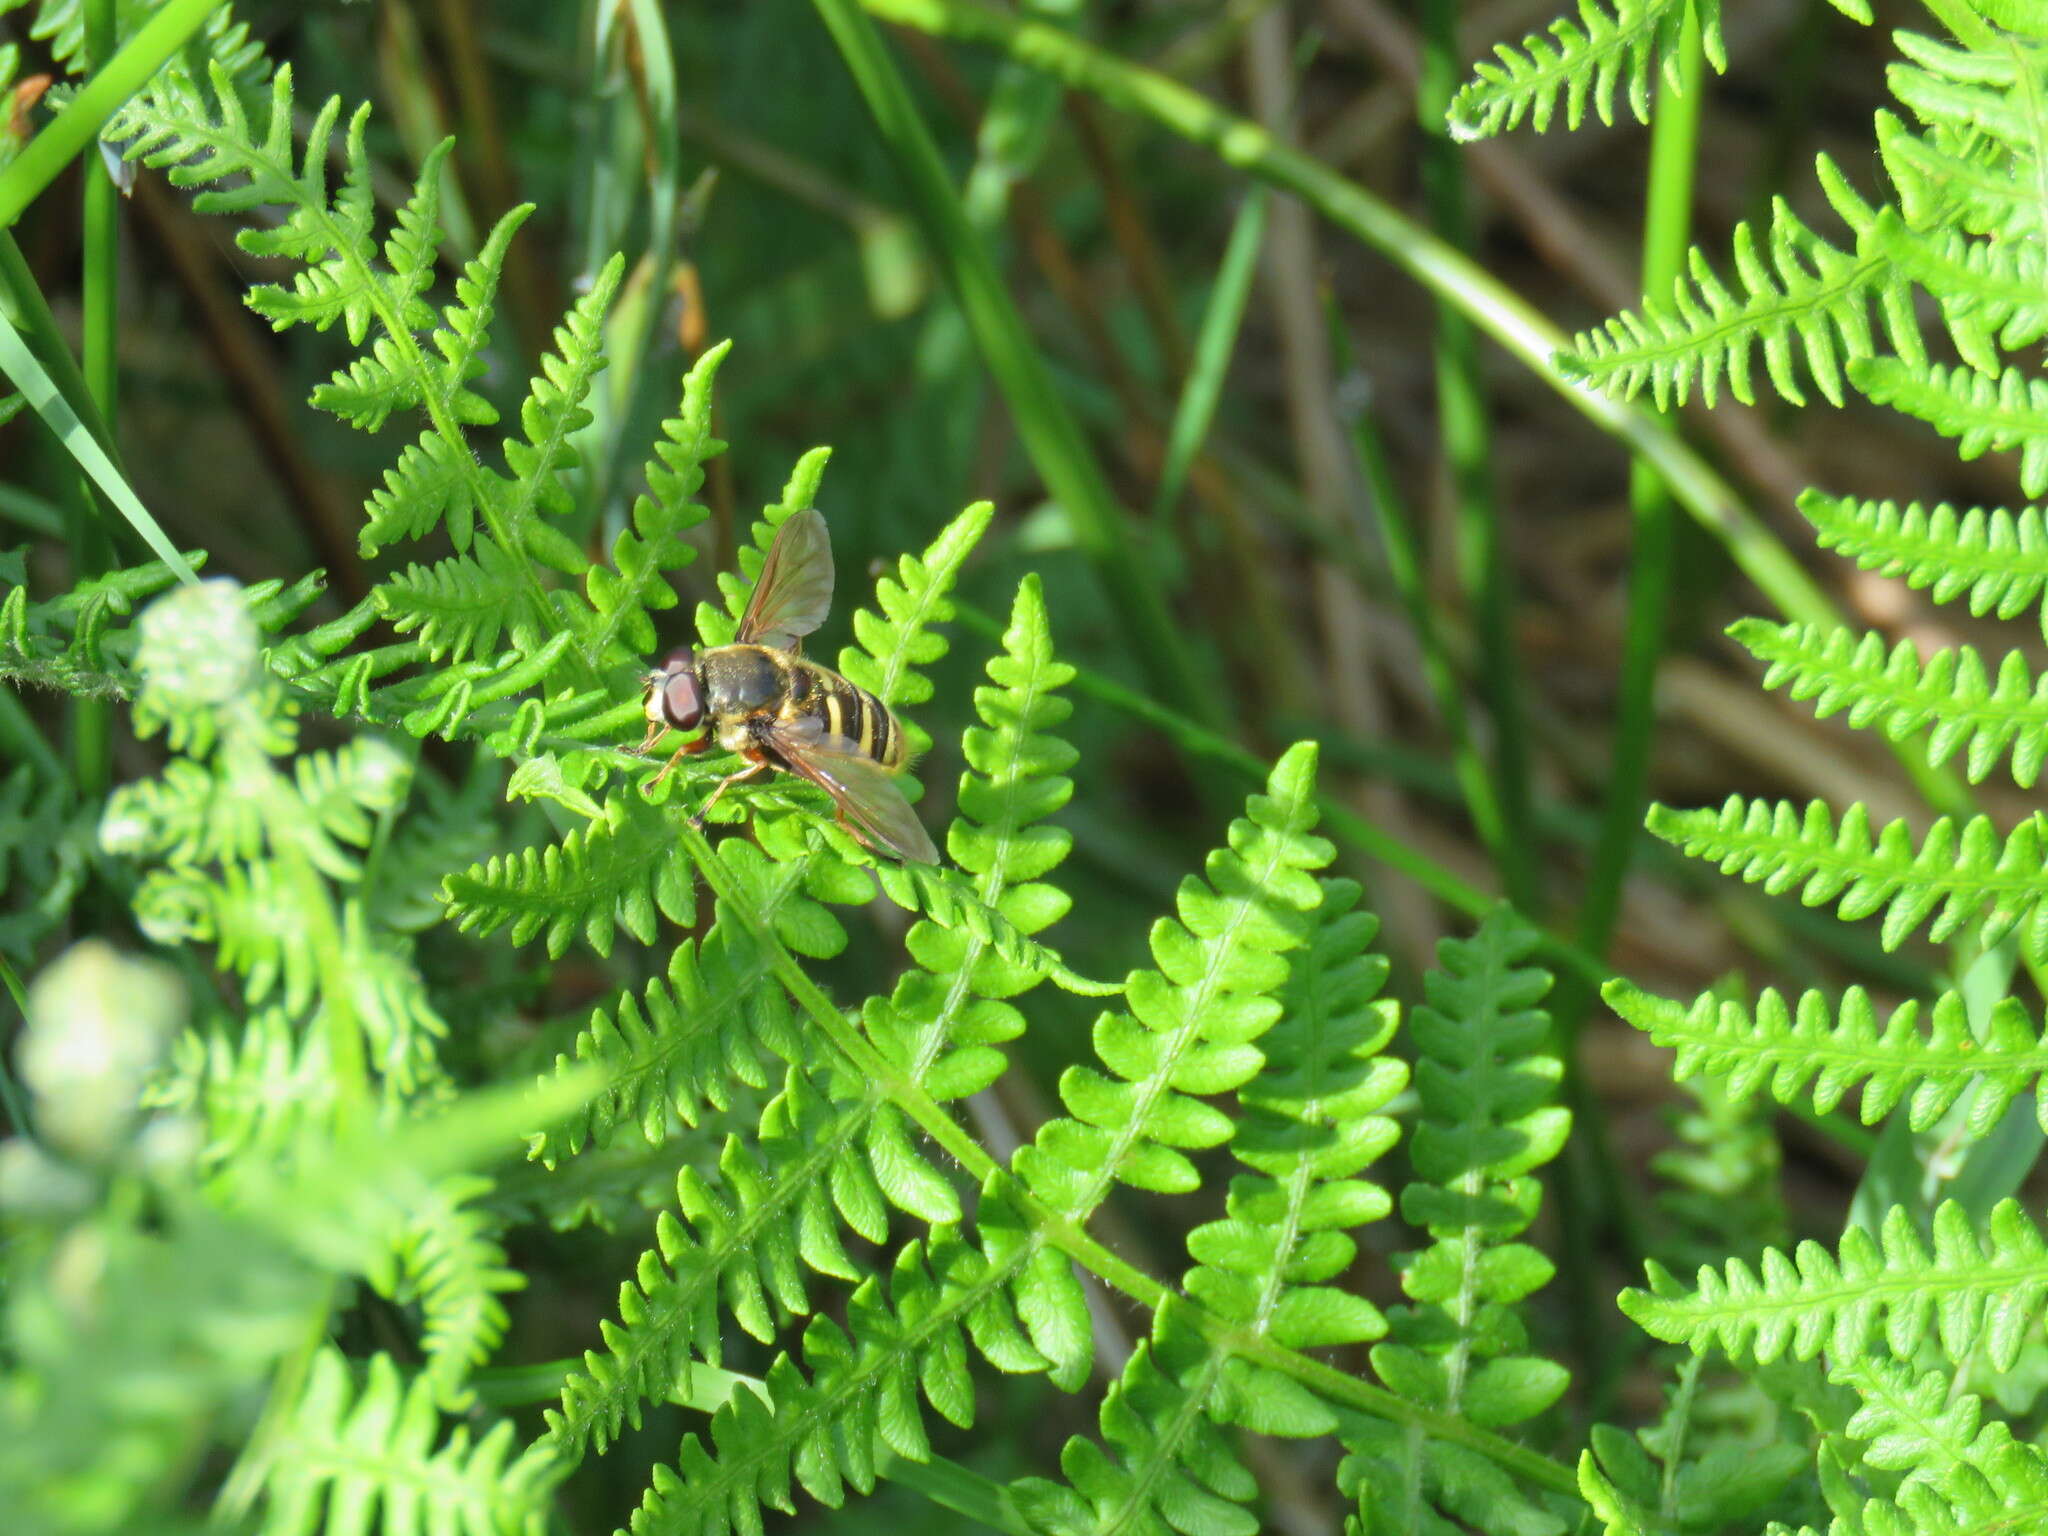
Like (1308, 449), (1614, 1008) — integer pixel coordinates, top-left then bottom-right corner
(634, 508), (940, 864)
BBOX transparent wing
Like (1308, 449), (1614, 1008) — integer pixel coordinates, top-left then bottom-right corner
(765, 714), (939, 864)
(737, 508), (835, 651)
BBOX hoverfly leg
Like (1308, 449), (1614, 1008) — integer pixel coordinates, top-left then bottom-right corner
(647, 732), (709, 787)
(629, 719), (664, 756)
(690, 757), (770, 828)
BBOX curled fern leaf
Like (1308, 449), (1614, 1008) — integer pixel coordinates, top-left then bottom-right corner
(1448, 0), (1725, 140)
(1605, 978), (2048, 1136)
(1797, 491), (2048, 640)
(1648, 795), (2048, 962)
(1623, 1198), (2048, 1372)
(1733, 618), (2048, 787)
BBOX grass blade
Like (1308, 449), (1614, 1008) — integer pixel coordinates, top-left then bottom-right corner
(1150, 186), (1267, 524)
(0, 306), (197, 585)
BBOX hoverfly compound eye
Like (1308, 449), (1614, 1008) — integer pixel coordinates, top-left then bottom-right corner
(660, 664), (704, 732)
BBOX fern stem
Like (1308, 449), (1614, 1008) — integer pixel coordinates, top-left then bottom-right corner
(677, 820), (1582, 1499)
(0, 0), (226, 229)
(1916, 0), (1996, 51)
(810, 0), (1220, 731)
(1417, 0), (1537, 916)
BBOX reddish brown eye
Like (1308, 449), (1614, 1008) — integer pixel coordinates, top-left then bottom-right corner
(661, 665), (703, 731)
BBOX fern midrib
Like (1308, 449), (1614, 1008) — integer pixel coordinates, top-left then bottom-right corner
(1098, 1344), (1233, 1536)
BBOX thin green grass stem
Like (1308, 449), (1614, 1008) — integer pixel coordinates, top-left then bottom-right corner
(73, 0), (121, 803)
(1151, 186), (1268, 525)
(1417, 0), (1535, 916)
(0, 0), (227, 229)
(1326, 310), (1506, 873)
(0, 952), (33, 1136)
(811, 0), (1219, 730)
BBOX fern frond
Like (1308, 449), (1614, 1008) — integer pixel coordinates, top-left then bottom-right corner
(1606, 978), (2048, 1136)
(1351, 910), (1571, 1533)
(524, 838), (858, 1164)
(1563, 184), (1915, 409)
(1019, 884), (1405, 1536)
(1648, 795), (2048, 961)
(381, 1175), (523, 1410)
(441, 794), (696, 959)
(13, 0), (269, 89)
(261, 1350), (559, 1535)
(1014, 740), (1335, 1216)
(146, 1008), (334, 1165)
(1185, 878), (1403, 1349)
(1850, 356), (2048, 495)
(835, 499), (993, 758)
(619, 1227), (1050, 1535)
(377, 543), (527, 664)
(1011, 1297), (1270, 1536)
(1623, 1198), (2048, 1371)
(581, 341), (728, 664)
(552, 578), (1086, 1451)
(1447, 0), (1725, 140)
(1733, 618), (2048, 786)
(1797, 491), (2048, 639)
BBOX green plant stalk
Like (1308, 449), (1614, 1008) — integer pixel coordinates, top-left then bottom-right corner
(1150, 186), (1268, 525)
(810, 0), (1219, 731)
(1416, 0), (1536, 917)
(0, 0), (227, 228)
(72, 0), (121, 804)
(0, 952), (34, 1137)
(1554, 4), (1707, 1413)
(676, 819), (1583, 1500)
(1326, 307), (1507, 888)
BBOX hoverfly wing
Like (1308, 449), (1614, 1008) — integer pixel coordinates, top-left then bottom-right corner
(767, 715), (939, 864)
(737, 507), (835, 651)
